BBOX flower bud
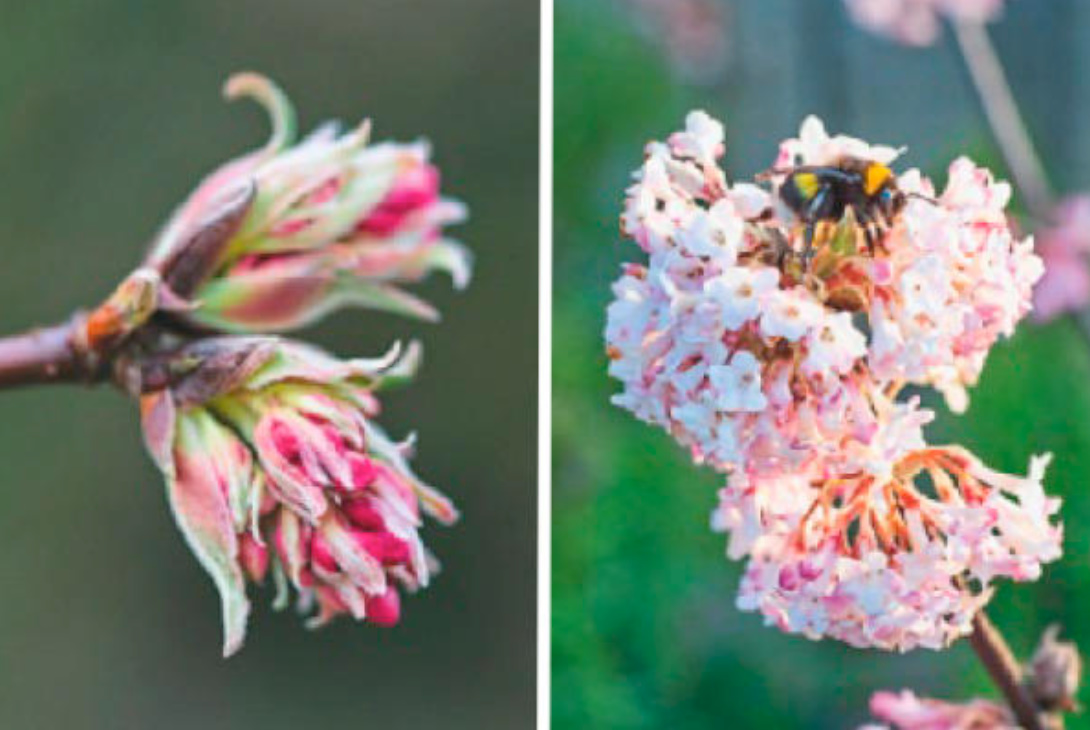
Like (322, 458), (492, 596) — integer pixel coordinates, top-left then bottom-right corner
(137, 336), (456, 655)
(146, 72), (471, 333)
(239, 533), (270, 584)
(1027, 625), (1082, 713)
(81, 268), (173, 356)
(362, 586), (402, 628)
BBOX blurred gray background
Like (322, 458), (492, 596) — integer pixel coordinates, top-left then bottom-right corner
(0, 1), (537, 728)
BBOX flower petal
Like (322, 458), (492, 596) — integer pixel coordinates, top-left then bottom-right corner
(171, 412), (251, 657)
(190, 264), (441, 332)
(318, 514), (387, 594)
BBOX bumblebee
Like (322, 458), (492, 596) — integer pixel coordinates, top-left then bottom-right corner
(772, 156), (912, 261)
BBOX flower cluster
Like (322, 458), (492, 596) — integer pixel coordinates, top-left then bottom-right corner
(1033, 194), (1090, 322)
(621, 0), (732, 85)
(146, 72), (470, 333)
(606, 112), (1060, 650)
(843, 0), (1004, 46)
(859, 690), (1014, 729)
(100, 73), (474, 656)
(139, 339), (456, 656)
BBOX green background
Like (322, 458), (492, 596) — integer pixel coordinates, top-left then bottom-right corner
(553, 1), (1090, 728)
(0, 1), (537, 728)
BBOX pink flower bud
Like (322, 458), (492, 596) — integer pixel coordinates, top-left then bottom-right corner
(137, 336), (457, 654)
(355, 531), (411, 567)
(145, 72), (471, 334)
(347, 453), (379, 490)
(341, 496), (387, 531)
(239, 533), (270, 583)
(363, 586), (402, 628)
(309, 531), (340, 574)
(357, 164), (441, 236)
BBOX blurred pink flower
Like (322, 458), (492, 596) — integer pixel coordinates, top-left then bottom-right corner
(139, 337), (456, 656)
(607, 112), (1059, 650)
(844, 0), (1004, 46)
(146, 73), (470, 333)
(620, 0), (731, 84)
(861, 690), (1014, 729)
(1033, 194), (1090, 322)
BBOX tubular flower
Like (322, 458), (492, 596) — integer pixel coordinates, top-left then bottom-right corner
(859, 690), (1014, 729)
(606, 112), (1060, 650)
(146, 72), (470, 333)
(138, 338), (457, 656)
(843, 0), (1004, 47)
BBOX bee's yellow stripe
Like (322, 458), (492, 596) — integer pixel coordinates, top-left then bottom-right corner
(864, 163), (893, 196)
(792, 171), (820, 200)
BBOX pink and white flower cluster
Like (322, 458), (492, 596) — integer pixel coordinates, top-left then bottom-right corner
(859, 690), (1014, 729)
(1033, 194), (1090, 322)
(843, 0), (1004, 46)
(606, 112), (1061, 650)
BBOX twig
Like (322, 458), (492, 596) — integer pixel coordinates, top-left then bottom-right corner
(953, 20), (1090, 357)
(0, 316), (102, 390)
(953, 21), (1053, 220)
(970, 611), (1047, 730)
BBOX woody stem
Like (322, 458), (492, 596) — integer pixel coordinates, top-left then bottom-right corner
(954, 21), (1090, 377)
(970, 611), (1047, 730)
(0, 316), (103, 390)
(953, 21), (1053, 220)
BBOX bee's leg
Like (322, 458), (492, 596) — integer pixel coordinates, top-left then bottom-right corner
(802, 220), (817, 267)
(870, 206), (895, 253)
(772, 230), (791, 268)
(801, 186), (833, 267)
(854, 206), (877, 255)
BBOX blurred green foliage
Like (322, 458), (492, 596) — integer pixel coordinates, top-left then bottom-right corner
(0, 1), (537, 728)
(553, 1), (1090, 727)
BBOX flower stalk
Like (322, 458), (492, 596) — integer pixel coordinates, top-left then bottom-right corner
(953, 21), (1052, 221)
(0, 317), (97, 390)
(969, 611), (1049, 730)
(0, 267), (171, 391)
(951, 25), (1084, 721)
(950, 17), (1090, 362)
(953, 20), (1090, 353)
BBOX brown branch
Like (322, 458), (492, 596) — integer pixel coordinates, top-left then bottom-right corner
(0, 316), (104, 390)
(953, 21), (1053, 220)
(970, 611), (1048, 730)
